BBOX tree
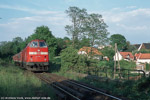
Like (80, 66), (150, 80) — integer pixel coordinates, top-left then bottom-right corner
(78, 36), (90, 49)
(101, 47), (115, 61)
(12, 37), (23, 43)
(55, 37), (71, 56)
(110, 34), (127, 51)
(65, 6), (87, 48)
(60, 46), (79, 71)
(124, 41), (136, 52)
(83, 13), (109, 47)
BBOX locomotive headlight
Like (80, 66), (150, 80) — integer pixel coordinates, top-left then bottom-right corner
(29, 52), (37, 55)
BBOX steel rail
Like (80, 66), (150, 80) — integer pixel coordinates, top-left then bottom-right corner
(35, 73), (81, 100)
(52, 84), (81, 100)
(68, 80), (122, 100)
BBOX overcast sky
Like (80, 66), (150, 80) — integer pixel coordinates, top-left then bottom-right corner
(0, 0), (150, 44)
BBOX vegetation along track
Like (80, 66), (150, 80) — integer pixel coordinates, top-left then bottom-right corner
(34, 72), (124, 100)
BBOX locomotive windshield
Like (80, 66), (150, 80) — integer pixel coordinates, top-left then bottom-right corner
(39, 41), (47, 47)
(30, 41), (38, 47)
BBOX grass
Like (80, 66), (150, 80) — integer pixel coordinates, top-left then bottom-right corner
(0, 65), (56, 99)
(54, 70), (150, 100)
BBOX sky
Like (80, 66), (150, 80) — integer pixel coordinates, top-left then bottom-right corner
(0, 0), (150, 44)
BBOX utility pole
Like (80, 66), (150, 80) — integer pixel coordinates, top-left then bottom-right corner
(114, 43), (117, 79)
(116, 45), (120, 73)
(114, 43), (120, 79)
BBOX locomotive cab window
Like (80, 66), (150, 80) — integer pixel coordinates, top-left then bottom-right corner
(39, 41), (47, 47)
(30, 41), (38, 47)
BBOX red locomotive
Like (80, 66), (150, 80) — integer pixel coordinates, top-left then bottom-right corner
(13, 39), (49, 71)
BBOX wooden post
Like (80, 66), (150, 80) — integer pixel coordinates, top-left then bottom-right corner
(116, 44), (121, 77)
(114, 43), (117, 79)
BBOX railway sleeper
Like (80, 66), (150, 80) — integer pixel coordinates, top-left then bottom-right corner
(69, 80), (108, 93)
(68, 80), (122, 100)
(53, 82), (84, 99)
(61, 81), (93, 95)
(52, 87), (67, 100)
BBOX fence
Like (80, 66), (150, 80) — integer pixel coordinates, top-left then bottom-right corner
(76, 67), (146, 80)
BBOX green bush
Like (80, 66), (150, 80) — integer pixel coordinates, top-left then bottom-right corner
(146, 63), (150, 71)
(60, 46), (79, 71)
(60, 46), (93, 72)
(120, 60), (136, 69)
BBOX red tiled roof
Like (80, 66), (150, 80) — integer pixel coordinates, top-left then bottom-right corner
(79, 46), (103, 55)
(120, 52), (134, 59)
(138, 53), (150, 59)
(135, 53), (141, 59)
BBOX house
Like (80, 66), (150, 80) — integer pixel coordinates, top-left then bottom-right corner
(78, 46), (103, 60)
(134, 43), (150, 51)
(135, 53), (150, 64)
(114, 52), (134, 61)
(135, 53), (150, 70)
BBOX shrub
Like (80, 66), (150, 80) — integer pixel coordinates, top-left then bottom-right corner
(120, 60), (136, 69)
(60, 46), (79, 71)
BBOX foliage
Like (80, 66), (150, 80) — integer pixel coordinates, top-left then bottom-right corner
(60, 46), (79, 71)
(97, 61), (114, 68)
(65, 6), (87, 47)
(119, 60), (136, 69)
(0, 37), (24, 60)
(101, 47), (115, 61)
(83, 13), (109, 46)
(0, 66), (56, 99)
(124, 41), (136, 52)
(133, 49), (150, 55)
(77, 36), (90, 49)
(146, 63), (150, 71)
(65, 6), (109, 48)
(110, 34), (127, 51)
(60, 46), (99, 72)
(55, 37), (71, 56)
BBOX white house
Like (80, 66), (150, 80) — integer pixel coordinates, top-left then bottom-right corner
(114, 52), (134, 61)
(135, 53), (150, 64)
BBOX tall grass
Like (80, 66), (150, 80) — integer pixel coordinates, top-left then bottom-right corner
(0, 65), (56, 99)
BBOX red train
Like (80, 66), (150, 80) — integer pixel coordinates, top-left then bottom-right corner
(13, 39), (49, 71)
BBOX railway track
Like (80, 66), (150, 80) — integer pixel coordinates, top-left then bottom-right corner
(34, 72), (124, 100)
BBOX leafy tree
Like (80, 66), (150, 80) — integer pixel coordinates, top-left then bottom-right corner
(133, 49), (150, 55)
(12, 37), (23, 43)
(55, 37), (71, 56)
(65, 6), (87, 48)
(78, 36), (90, 49)
(0, 37), (24, 61)
(83, 13), (109, 47)
(60, 46), (79, 71)
(110, 34), (127, 51)
(101, 47), (115, 61)
(124, 41), (136, 52)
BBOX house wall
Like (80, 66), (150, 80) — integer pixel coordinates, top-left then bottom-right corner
(137, 59), (150, 64)
(113, 52), (122, 61)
